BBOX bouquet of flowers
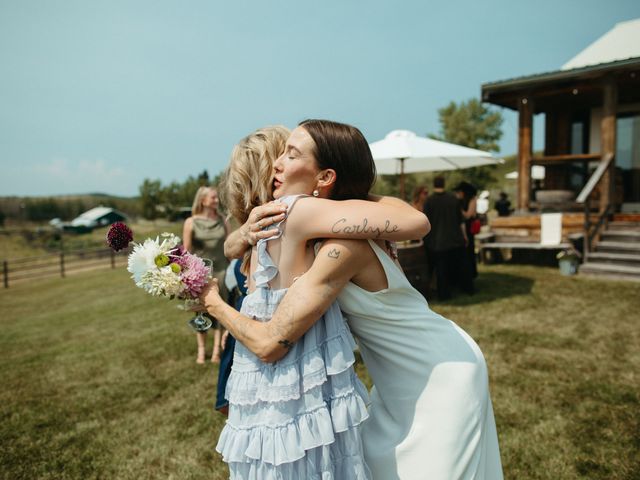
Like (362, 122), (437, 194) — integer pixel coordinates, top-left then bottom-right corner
(106, 222), (213, 331)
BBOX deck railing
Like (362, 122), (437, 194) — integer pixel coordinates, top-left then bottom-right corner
(576, 153), (614, 256)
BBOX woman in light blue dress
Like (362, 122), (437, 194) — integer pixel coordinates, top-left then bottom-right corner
(207, 125), (429, 478)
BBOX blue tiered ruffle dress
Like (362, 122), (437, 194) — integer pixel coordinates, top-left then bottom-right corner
(216, 195), (371, 479)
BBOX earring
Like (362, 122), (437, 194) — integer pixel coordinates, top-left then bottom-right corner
(312, 189), (319, 197)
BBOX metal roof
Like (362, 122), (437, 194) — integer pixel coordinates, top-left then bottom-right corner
(483, 57), (640, 92)
(562, 18), (640, 70)
(71, 206), (126, 226)
(483, 18), (640, 94)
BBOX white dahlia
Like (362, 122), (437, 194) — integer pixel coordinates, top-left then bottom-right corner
(127, 238), (163, 284)
(139, 267), (184, 297)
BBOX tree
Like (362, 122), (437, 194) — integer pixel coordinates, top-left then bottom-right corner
(197, 170), (210, 186)
(139, 179), (163, 220)
(430, 98), (504, 188)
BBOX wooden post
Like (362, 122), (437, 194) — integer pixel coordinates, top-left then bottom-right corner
(60, 252), (65, 278)
(518, 96), (534, 211)
(3, 260), (8, 288)
(600, 77), (617, 213)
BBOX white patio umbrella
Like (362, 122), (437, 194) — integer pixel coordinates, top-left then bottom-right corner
(369, 130), (502, 199)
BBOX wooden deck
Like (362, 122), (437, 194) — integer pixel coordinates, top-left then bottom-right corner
(480, 213), (586, 265)
(488, 212), (590, 243)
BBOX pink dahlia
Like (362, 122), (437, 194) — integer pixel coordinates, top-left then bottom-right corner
(177, 252), (211, 298)
(106, 222), (133, 252)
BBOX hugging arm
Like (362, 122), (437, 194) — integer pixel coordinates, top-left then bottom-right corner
(286, 196), (429, 243)
(224, 202), (288, 259)
(201, 240), (363, 363)
(224, 195), (428, 259)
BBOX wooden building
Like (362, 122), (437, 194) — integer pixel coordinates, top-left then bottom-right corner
(480, 18), (640, 279)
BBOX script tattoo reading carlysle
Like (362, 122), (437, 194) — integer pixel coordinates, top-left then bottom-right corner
(331, 218), (399, 238)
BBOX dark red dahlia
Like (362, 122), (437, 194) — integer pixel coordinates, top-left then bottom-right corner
(106, 222), (133, 251)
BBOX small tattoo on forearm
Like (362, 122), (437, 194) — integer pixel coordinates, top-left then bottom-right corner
(331, 217), (400, 238)
(278, 339), (294, 350)
(327, 248), (340, 259)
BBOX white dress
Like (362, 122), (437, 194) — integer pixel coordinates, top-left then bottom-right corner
(338, 240), (503, 480)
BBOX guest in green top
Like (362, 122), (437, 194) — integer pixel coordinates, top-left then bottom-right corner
(183, 186), (230, 364)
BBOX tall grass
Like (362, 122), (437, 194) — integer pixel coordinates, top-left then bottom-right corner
(1, 265), (638, 479)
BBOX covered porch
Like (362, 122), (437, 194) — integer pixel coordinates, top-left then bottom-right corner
(480, 18), (640, 278)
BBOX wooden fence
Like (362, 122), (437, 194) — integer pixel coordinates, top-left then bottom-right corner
(2, 247), (130, 288)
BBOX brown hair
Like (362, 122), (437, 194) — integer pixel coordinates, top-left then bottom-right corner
(412, 185), (428, 205)
(299, 119), (376, 201)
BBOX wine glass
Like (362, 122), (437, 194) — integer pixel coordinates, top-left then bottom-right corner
(187, 258), (214, 333)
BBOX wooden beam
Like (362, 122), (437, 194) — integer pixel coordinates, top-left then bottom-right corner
(486, 82), (603, 111)
(517, 96), (533, 210)
(600, 78), (617, 212)
(531, 153), (602, 164)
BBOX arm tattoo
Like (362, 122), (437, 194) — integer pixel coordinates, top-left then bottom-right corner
(278, 339), (294, 350)
(331, 217), (399, 238)
(327, 248), (340, 259)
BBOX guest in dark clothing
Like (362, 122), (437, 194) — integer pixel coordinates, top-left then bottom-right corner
(455, 181), (479, 279)
(495, 192), (512, 217)
(215, 259), (247, 416)
(424, 176), (473, 300)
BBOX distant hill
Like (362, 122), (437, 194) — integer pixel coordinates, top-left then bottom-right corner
(0, 192), (138, 201)
(0, 193), (141, 223)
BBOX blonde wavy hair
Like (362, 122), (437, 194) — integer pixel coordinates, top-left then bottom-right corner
(220, 125), (290, 272)
(191, 186), (218, 216)
(221, 125), (290, 224)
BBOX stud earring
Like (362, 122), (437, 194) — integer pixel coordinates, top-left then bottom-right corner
(312, 189), (319, 197)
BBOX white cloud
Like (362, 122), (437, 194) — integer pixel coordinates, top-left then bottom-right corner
(33, 157), (125, 179)
(19, 157), (137, 196)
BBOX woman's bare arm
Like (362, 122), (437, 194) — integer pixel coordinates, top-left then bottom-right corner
(200, 239), (365, 363)
(286, 196), (429, 242)
(225, 196), (429, 258)
(462, 197), (477, 219)
(182, 217), (193, 251)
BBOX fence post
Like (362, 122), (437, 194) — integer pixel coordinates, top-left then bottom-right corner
(110, 249), (116, 269)
(3, 260), (8, 288)
(60, 252), (65, 278)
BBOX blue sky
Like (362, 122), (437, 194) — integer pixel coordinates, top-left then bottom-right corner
(1, 0), (639, 197)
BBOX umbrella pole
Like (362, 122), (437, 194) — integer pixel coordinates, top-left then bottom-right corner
(399, 158), (405, 200)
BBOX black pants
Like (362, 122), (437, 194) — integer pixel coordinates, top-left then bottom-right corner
(467, 234), (478, 279)
(429, 246), (474, 300)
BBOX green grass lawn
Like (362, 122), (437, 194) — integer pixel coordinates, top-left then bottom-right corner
(1, 265), (638, 479)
